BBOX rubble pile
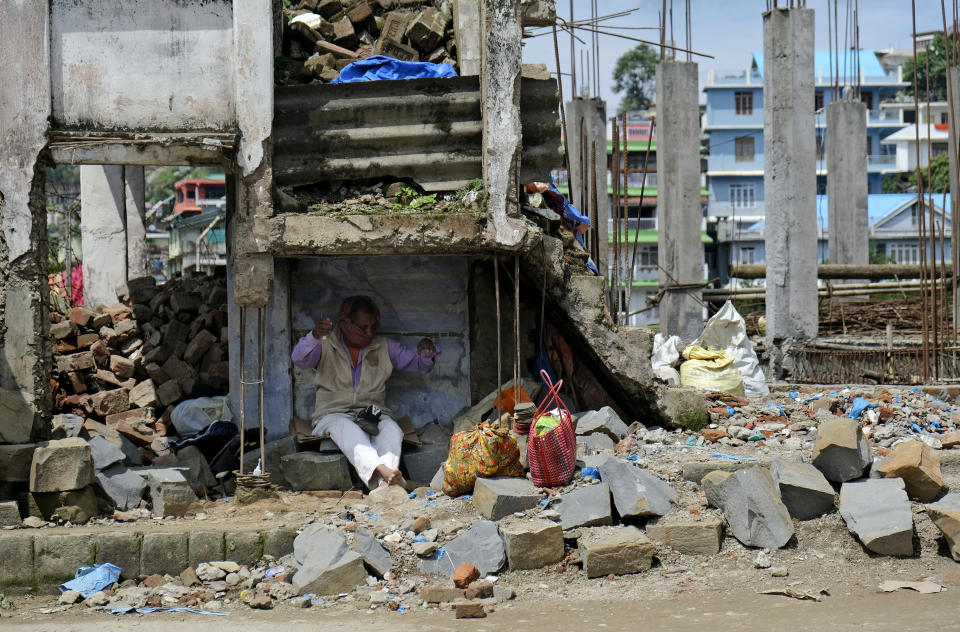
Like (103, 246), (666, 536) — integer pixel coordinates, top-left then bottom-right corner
(49, 273), (229, 462)
(279, 0), (458, 84)
(279, 178), (484, 215)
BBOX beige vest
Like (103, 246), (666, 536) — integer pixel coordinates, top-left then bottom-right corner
(312, 326), (394, 420)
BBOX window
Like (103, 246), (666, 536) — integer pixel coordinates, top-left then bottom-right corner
(816, 134), (825, 160)
(861, 92), (873, 110)
(942, 112), (949, 124)
(638, 246), (658, 267)
(739, 246), (756, 265)
(815, 90), (824, 111)
(734, 136), (755, 162)
(729, 183), (756, 209)
(888, 243), (919, 264)
(904, 110), (916, 123)
(866, 136), (872, 156)
(204, 185), (226, 200)
(735, 91), (753, 115)
(933, 142), (949, 157)
(186, 188), (195, 200)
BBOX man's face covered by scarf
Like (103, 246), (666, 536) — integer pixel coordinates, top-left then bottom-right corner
(337, 295), (381, 348)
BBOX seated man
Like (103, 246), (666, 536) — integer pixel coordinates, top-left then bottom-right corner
(291, 295), (438, 491)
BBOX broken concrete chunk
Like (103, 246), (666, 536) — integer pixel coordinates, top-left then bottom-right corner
(87, 435), (126, 471)
(293, 523), (368, 595)
(32, 486), (98, 523)
(812, 418), (872, 483)
(0, 443), (37, 482)
(839, 478), (913, 556)
(875, 440), (943, 502)
(406, 6), (448, 52)
(331, 15), (358, 48)
(140, 468), (201, 517)
(576, 433), (616, 452)
(770, 458), (836, 520)
(578, 526), (656, 578)
(30, 438), (95, 493)
(94, 465), (147, 511)
(645, 518), (724, 555)
(521, 0), (557, 27)
(51, 320), (78, 340)
(281, 452), (352, 491)
(596, 456), (676, 518)
(419, 519), (505, 576)
(704, 466), (794, 549)
(472, 477), (542, 520)
(576, 406), (629, 441)
(925, 494), (960, 561)
(499, 518), (564, 570)
(128, 379), (158, 409)
(557, 483), (613, 529)
(354, 528), (393, 577)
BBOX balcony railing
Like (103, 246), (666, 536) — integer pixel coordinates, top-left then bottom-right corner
(707, 69), (761, 86)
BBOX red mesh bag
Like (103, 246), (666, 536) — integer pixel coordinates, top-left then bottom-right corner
(527, 370), (577, 487)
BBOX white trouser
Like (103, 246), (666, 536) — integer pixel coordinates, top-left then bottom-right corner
(312, 412), (403, 489)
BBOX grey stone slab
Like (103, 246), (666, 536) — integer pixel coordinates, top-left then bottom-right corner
(292, 523), (367, 595)
(557, 483), (613, 530)
(0, 443), (37, 482)
(35, 534), (94, 586)
(472, 477), (542, 520)
(281, 452), (352, 491)
(812, 419), (872, 483)
(596, 456), (676, 518)
(354, 528), (393, 578)
(645, 519), (724, 555)
(430, 466), (444, 490)
(418, 519), (505, 576)
(225, 531), (263, 566)
(88, 435), (126, 471)
(263, 527), (297, 559)
(173, 446), (216, 495)
(189, 531), (225, 567)
(0, 534), (35, 587)
(839, 478), (913, 556)
(0, 388), (35, 444)
(30, 438), (94, 492)
(770, 458), (836, 520)
(578, 526), (656, 578)
(142, 532), (189, 576)
(681, 459), (772, 484)
(32, 486), (98, 523)
(95, 531), (141, 578)
(95, 465), (147, 511)
(403, 447), (449, 484)
(576, 407), (629, 441)
(576, 433), (616, 452)
(707, 466), (794, 549)
(926, 494), (960, 561)
(260, 436), (297, 482)
(499, 518), (563, 570)
(150, 479), (200, 517)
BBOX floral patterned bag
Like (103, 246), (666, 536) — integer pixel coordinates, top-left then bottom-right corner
(441, 421), (524, 496)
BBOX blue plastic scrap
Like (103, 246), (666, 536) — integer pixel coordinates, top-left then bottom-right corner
(420, 499), (437, 508)
(711, 453), (758, 462)
(685, 435), (698, 446)
(331, 55), (458, 83)
(111, 607), (229, 616)
(409, 491), (418, 499)
(58, 563), (121, 598)
(538, 498), (549, 506)
(625, 455), (639, 462)
(764, 403), (787, 417)
(366, 513), (379, 521)
(436, 547), (446, 561)
(846, 397), (875, 419)
(459, 494), (472, 500)
(413, 536), (428, 543)
(264, 566), (285, 579)
(580, 466), (600, 479)
(912, 423), (923, 433)
(725, 406), (736, 417)
(788, 391), (799, 399)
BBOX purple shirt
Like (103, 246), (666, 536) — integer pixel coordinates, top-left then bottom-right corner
(291, 331), (438, 389)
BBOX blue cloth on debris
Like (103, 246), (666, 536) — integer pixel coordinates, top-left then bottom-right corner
(111, 606), (229, 616)
(725, 406), (736, 417)
(846, 396), (875, 419)
(331, 55), (458, 83)
(58, 563), (121, 597)
(580, 466), (600, 480)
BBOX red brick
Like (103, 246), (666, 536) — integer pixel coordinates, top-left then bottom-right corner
(700, 428), (729, 443)
(452, 562), (479, 589)
(455, 602), (486, 619)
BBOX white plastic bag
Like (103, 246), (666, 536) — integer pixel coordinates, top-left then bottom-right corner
(170, 396), (232, 437)
(651, 333), (682, 386)
(692, 300), (769, 397)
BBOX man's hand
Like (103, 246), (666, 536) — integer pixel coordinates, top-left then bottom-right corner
(417, 338), (436, 356)
(312, 318), (333, 339)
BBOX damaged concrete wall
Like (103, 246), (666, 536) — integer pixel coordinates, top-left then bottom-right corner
(291, 256), (471, 428)
(0, 0), (53, 443)
(50, 0), (236, 130)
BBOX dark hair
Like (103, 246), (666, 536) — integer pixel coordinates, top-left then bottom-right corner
(349, 296), (377, 320)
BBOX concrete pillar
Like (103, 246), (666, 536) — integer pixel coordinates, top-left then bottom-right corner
(124, 165), (148, 279)
(949, 67), (960, 332)
(481, 0), (526, 247)
(826, 99), (868, 281)
(81, 165), (127, 308)
(0, 0), (52, 442)
(454, 0), (482, 76)
(763, 7), (817, 355)
(566, 97), (610, 270)
(656, 60), (703, 343)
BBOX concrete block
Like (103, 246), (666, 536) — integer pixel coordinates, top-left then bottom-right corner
(109, 355), (135, 379)
(57, 351), (95, 373)
(839, 478), (913, 556)
(812, 419), (872, 483)
(770, 458), (836, 520)
(578, 526), (656, 578)
(418, 519), (505, 576)
(189, 531), (226, 567)
(260, 437), (297, 483)
(0, 388), (35, 444)
(32, 486), (98, 523)
(875, 440), (943, 502)
(30, 438), (94, 492)
(263, 527), (297, 559)
(35, 534), (94, 585)
(557, 483), (612, 529)
(645, 519), (724, 555)
(51, 320), (77, 340)
(95, 531), (141, 578)
(0, 534), (34, 587)
(472, 477), (542, 520)
(157, 380), (183, 407)
(354, 528), (393, 577)
(0, 443), (37, 482)
(173, 446), (217, 496)
(94, 466), (147, 511)
(705, 466), (794, 549)
(88, 435), (126, 471)
(225, 530), (263, 566)
(576, 407), (629, 441)
(281, 452), (352, 491)
(926, 494), (960, 561)
(292, 524), (366, 595)
(499, 518), (563, 570)
(597, 456), (676, 518)
(0, 500), (22, 526)
(142, 532), (189, 576)
(142, 468), (200, 517)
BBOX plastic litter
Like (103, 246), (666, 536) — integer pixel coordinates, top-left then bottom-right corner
(111, 606), (229, 616)
(911, 423), (923, 433)
(436, 547), (446, 560)
(680, 345), (743, 396)
(170, 396), (231, 437)
(711, 453), (758, 461)
(624, 455), (639, 462)
(332, 55), (458, 83)
(459, 494), (472, 500)
(764, 403), (787, 418)
(58, 563), (121, 598)
(538, 498), (549, 506)
(651, 333), (682, 386)
(788, 391), (799, 399)
(725, 406), (736, 417)
(685, 435), (698, 446)
(366, 513), (378, 521)
(846, 397), (875, 419)
(264, 566), (285, 579)
(413, 536), (428, 543)
(409, 491), (418, 499)
(580, 466), (600, 479)
(398, 606), (407, 614)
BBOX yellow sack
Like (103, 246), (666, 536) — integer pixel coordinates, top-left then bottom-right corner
(679, 345), (744, 396)
(442, 421), (524, 496)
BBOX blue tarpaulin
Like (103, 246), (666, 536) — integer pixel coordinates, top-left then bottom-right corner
(847, 396), (875, 419)
(331, 55), (458, 83)
(59, 563), (122, 597)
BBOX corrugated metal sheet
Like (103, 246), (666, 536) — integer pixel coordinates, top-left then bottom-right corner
(273, 76), (560, 192)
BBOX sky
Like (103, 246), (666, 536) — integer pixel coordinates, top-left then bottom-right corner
(521, 0), (947, 112)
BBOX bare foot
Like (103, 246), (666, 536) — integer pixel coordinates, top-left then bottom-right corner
(373, 464), (393, 487)
(387, 469), (406, 488)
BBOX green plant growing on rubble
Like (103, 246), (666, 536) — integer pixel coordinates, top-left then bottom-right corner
(451, 178), (484, 201)
(0, 593), (14, 610)
(392, 186), (437, 210)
